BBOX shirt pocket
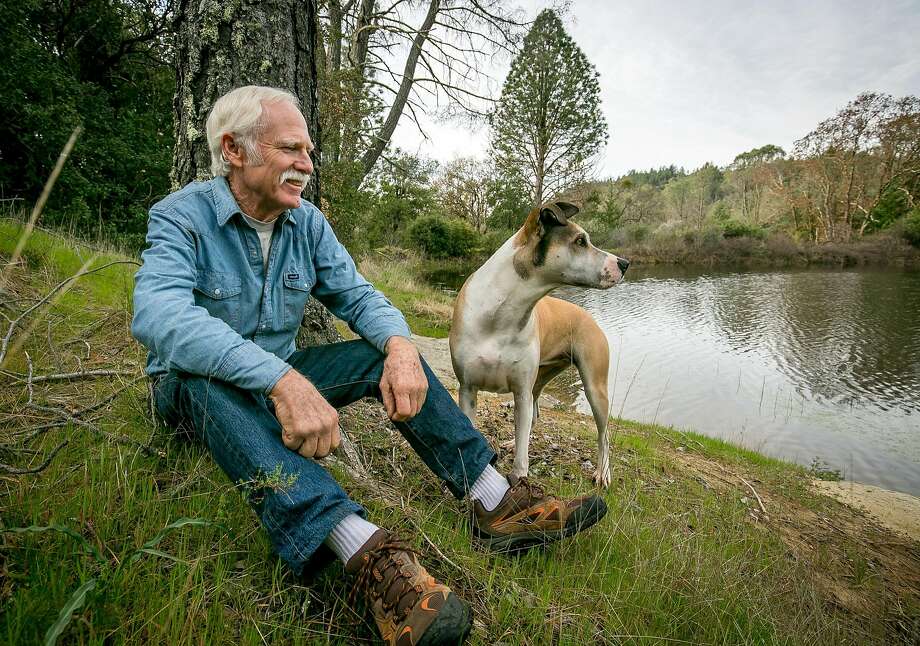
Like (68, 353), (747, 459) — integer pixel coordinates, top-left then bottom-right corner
(193, 270), (242, 329)
(282, 267), (313, 330)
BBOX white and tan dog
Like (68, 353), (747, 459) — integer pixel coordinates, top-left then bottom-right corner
(450, 201), (629, 487)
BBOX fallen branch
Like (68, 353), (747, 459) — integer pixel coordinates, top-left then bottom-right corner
(0, 440), (68, 475)
(27, 402), (162, 458)
(4, 369), (137, 384)
(740, 476), (767, 514)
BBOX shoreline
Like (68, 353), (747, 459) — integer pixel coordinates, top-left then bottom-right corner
(413, 333), (920, 543)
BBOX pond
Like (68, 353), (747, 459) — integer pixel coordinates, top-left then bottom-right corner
(426, 263), (920, 496)
(558, 266), (920, 496)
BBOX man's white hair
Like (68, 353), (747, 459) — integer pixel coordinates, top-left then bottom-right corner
(206, 85), (301, 177)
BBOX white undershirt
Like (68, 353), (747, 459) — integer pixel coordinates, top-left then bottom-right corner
(241, 213), (277, 272)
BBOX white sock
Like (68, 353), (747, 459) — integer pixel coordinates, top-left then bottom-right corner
(325, 514), (380, 563)
(469, 464), (511, 511)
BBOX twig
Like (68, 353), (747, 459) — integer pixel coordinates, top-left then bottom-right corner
(740, 476), (767, 514)
(5, 369), (138, 384)
(27, 402), (162, 457)
(0, 259), (140, 367)
(0, 441), (68, 475)
(25, 351), (34, 404)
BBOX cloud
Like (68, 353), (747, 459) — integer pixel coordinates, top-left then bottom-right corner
(390, 0), (920, 178)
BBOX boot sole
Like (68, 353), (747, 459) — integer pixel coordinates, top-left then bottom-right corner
(416, 592), (473, 646)
(475, 495), (608, 555)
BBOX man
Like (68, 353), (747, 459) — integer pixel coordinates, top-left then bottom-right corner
(133, 85), (608, 646)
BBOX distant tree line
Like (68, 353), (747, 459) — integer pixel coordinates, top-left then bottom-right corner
(3, 2), (917, 256)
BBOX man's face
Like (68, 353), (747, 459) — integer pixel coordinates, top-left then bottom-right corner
(233, 100), (315, 218)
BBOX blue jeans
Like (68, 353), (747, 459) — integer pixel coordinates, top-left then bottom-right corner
(153, 339), (495, 576)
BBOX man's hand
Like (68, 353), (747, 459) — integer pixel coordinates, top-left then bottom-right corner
(381, 336), (428, 422)
(269, 369), (340, 459)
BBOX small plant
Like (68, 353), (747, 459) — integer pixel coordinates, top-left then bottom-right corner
(238, 464), (299, 502)
(902, 207), (920, 247)
(808, 457), (842, 481)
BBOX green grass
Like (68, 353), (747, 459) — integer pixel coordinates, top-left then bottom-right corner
(1, 221), (914, 645)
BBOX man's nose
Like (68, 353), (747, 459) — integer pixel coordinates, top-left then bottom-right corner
(617, 257), (630, 275)
(297, 154), (314, 174)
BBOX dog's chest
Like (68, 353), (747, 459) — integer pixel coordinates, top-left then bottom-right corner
(457, 333), (536, 393)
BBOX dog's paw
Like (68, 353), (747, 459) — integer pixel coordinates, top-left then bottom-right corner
(499, 439), (516, 453)
(593, 467), (611, 489)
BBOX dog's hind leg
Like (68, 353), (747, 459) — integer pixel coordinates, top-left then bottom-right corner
(530, 364), (567, 430)
(458, 382), (478, 425)
(575, 329), (612, 488)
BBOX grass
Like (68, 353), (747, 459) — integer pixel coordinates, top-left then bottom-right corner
(357, 250), (457, 338)
(2, 220), (918, 644)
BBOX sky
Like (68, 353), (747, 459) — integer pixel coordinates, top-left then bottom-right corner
(389, 0), (920, 179)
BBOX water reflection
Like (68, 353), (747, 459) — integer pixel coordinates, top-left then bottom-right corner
(557, 267), (920, 495)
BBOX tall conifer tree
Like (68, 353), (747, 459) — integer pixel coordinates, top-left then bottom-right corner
(490, 9), (608, 207)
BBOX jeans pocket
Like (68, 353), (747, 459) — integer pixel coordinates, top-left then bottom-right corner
(193, 270), (242, 329)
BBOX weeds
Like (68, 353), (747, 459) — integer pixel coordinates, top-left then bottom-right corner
(1, 223), (918, 644)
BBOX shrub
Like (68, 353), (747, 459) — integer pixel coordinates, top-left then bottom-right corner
(408, 215), (479, 258)
(721, 218), (766, 239)
(902, 208), (920, 247)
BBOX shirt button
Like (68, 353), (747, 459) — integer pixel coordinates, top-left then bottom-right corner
(214, 288), (221, 296)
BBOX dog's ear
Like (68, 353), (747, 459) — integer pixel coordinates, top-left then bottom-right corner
(540, 201), (579, 227)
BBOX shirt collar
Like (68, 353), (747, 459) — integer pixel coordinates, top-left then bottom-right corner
(212, 176), (297, 227)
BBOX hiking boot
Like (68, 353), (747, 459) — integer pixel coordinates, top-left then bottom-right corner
(346, 529), (472, 646)
(472, 476), (608, 554)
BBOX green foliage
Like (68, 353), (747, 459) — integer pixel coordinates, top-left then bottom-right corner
(0, 0), (175, 247)
(732, 145), (786, 168)
(867, 183), (915, 233)
(490, 9), (608, 205)
(363, 153), (439, 249)
(902, 208), (920, 247)
(408, 215), (479, 258)
(710, 201), (733, 222)
(620, 165), (687, 188)
(721, 218), (767, 239)
(487, 171), (531, 231)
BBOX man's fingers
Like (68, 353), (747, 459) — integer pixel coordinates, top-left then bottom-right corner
(393, 390), (411, 421)
(315, 433), (332, 459)
(380, 378), (396, 418)
(298, 435), (318, 459)
(281, 427), (302, 450)
(330, 425), (342, 451)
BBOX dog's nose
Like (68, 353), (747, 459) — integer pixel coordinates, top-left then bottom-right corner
(617, 257), (630, 275)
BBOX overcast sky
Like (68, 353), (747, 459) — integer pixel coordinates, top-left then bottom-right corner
(389, 0), (920, 179)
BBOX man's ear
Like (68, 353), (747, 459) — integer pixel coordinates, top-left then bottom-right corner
(539, 201), (580, 228)
(221, 133), (245, 168)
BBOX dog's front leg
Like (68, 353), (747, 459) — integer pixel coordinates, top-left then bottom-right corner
(510, 389), (534, 481)
(458, 382), (478, 424)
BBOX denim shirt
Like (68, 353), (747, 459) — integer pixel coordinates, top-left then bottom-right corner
(132, 177), (411, 394)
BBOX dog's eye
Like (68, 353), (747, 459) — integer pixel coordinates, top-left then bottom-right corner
(574, 236), (587, 247)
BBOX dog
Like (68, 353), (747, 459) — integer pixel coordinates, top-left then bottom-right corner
(449, 201), (628, 487)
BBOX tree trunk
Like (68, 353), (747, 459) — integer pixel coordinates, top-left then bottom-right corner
(172, 0), (341, 348)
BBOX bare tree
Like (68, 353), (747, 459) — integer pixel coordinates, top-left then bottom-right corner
(318, 0), (527, 183)
(435, 156), (490, 232)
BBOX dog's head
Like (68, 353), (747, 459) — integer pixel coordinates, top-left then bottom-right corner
(512, 201), (629, 288)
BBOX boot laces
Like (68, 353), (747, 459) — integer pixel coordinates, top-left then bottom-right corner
(350, 538), (424, 622)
